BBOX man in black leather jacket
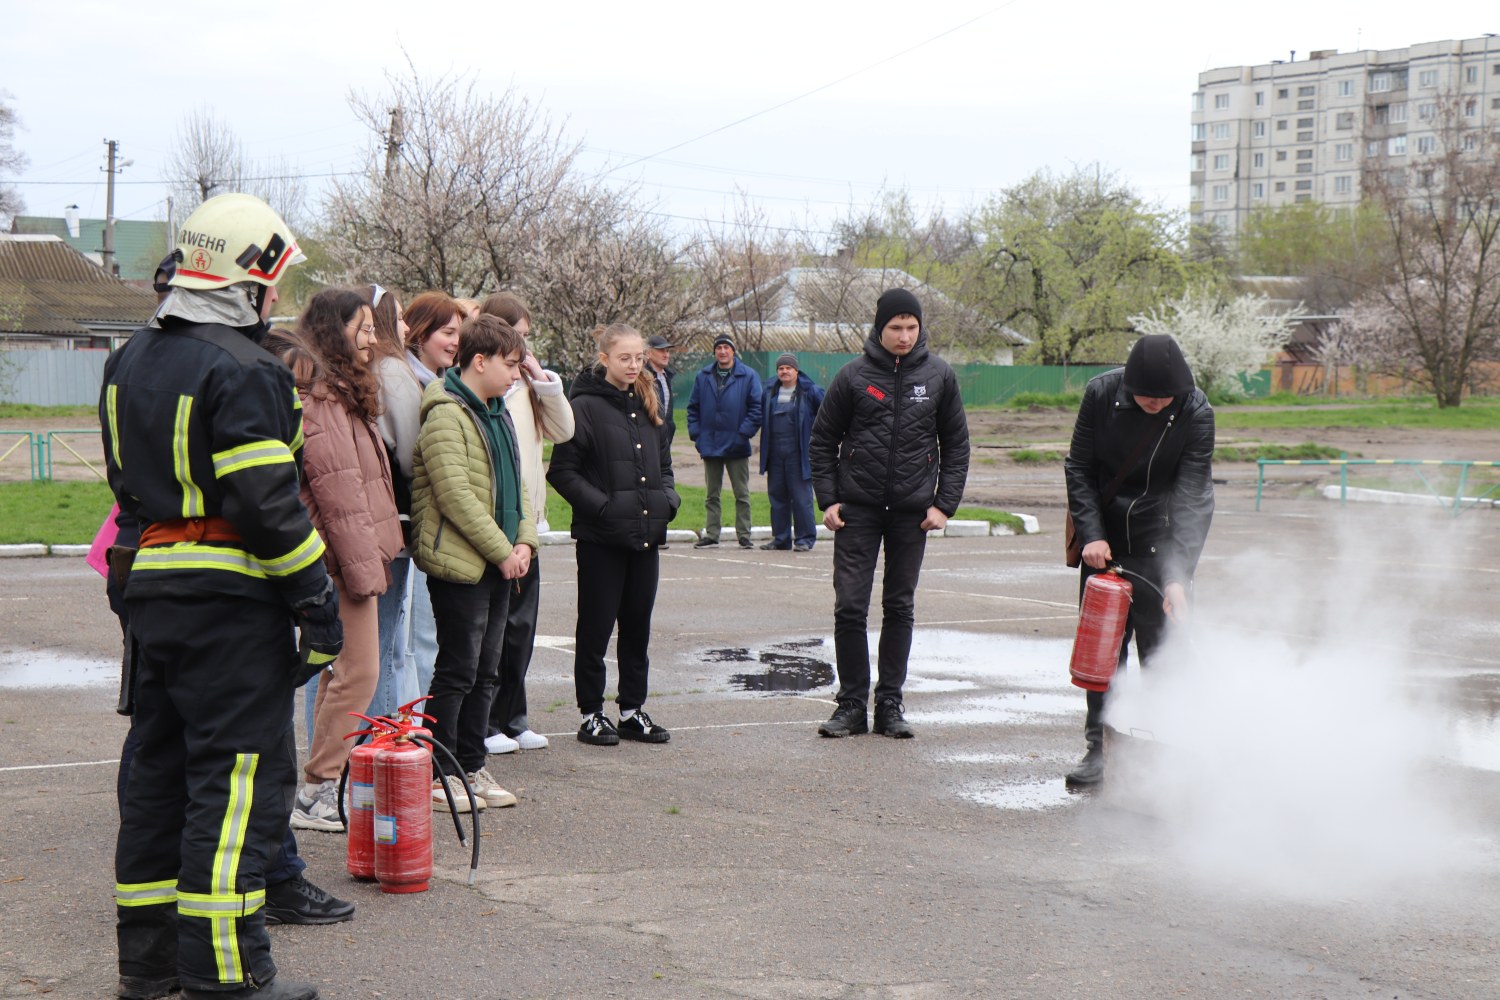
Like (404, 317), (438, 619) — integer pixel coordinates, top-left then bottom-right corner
(809, 288), (970, 739)
(1062, 334), (1215, 787)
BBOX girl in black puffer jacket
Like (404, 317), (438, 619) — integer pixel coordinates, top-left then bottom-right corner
(548, 324), (680, 747)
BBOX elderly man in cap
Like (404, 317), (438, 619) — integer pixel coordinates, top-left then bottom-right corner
(1062, 333), (1214, 788)
(686, 334), (763, 549)
(645, 334), (679, 445)
(758, 353), (825, 551)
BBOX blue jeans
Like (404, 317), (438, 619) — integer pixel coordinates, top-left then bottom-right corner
(409, 564), (438, 699)
(367, 556), (420, 720)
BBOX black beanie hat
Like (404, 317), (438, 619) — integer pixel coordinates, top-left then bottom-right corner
(1122, 335), (1195, 397)
(872, 288), (923, 336)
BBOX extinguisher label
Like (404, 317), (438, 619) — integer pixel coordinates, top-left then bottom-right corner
(351, 781), (374, 811)
(374, 815), (397, 844)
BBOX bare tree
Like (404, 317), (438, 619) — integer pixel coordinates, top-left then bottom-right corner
(166, 108), (246, 208)
(521, 179), (702, 374)
(687, 191), (802, 351)
(0, 92), (27, 226)
(1341, 97), (1500, 407)
(321, 61), (577, 297)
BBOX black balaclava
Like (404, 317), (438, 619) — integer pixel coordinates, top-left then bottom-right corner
(872, 288), (923, 337)
(1122, 335), (1195, 397)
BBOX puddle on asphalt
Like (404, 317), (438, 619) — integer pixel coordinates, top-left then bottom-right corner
(708, 640), (836, 694)
(908, 691), (1080, 726)
(907, 631), (1075, 691)
(0, 650), (116, 689)
(960, 779), (1079, 811)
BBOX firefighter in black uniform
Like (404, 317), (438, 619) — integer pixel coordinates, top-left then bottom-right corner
(103, 193), (341, 1000)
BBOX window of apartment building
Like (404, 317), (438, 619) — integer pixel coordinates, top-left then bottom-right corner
(1464, 97), (1478, 118)
(1212, 184), (1229, 202)
(1253, 121), (1267, 138)
(1418, 168), (1436, 187)
(1252, 152), (1265, 168)
(1213, 153), (1230, 170)
(1295, 194), (1313, 203)
(1388, 135), (1407, 155)
(1373, 104), (1391, 124)
(1335, 143), (1353, 161)
(1296, 85), (1313, 97)
(1191, 152), (1205, 171)
(1334, 175), (1353, 194)
(1276, 150), (1288, 161)
(1390, 103), (1407, 122)
(1214, 93), (1230, 109)
(1298, 131), (1314, 141)
(1296, 117), (1314, 128)
(1462, 133), (1479, 151)
(1336, 111), (1355, 129)
(1192, 92), (1204, 111)
(1212, 123), (1231, 139)
(1275, 181), (1286, 192)
(1295, 180), (1313, 191)
(1277, 87), (1289, 99)
(1296, 163), (1313, 173)
(1370, 72), (1392, 92)
(1416, 136), (1436, 154)
(1255, 91), (1265, 106)
(1295, 149), (1313, 160)
(1493, 97), (1500, 110)
(1214, 214), (1229, 227)
(1388, 169), (1407, 187)
(1252, 182), (1265, 198)
(1418, 69), (1438, 88)
(1277, 119), (1289, 130)
(1418, 102), (1437, 120)
(1494, 64), (1500, 75)
(1338, 80), (1354, 97)
(1190, 184), (1203, 202)
(1192, 123), (1206, 141)
(1366, 140), (1382, 157)
(1298, 99), (1315, 110)
(1466, 66), (1479, 84)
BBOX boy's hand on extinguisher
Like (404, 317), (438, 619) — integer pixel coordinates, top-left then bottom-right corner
(1082, 540), (1112, 569)
(1163, 582), (1189, 623)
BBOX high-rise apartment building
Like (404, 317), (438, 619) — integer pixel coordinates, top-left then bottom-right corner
(1191, 35), (1500, 233)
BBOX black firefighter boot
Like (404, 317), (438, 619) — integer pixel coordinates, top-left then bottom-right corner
(1064, 689), (1106, 789)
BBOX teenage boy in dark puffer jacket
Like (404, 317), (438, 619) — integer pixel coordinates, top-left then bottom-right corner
(809, 288), (970, 740)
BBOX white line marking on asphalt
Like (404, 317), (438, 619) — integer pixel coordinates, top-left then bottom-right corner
(1, 758), (121, 772)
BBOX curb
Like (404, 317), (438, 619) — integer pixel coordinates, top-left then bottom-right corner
(5, 513), (1044, 557)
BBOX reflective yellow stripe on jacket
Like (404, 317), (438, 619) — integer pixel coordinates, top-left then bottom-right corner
(133, 528), (325, 580)
(211, 440), (294, 479)
(105, 385), (122, 468)
(174, 395), (205, 518)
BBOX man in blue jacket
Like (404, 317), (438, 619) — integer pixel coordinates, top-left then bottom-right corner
(687, 334), (763, 549)
(758, 353), (824, 551)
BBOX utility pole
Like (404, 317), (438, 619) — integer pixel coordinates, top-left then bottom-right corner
(383, 107), (405, 182)
(101, 138), (123, 277)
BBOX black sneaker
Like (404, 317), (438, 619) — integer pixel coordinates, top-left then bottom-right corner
(817, 701), (868, 738)
(759, 541), (789, 550)
(578, 712), (621, 745)
(793, 543), (813, 552)
(617, 709), (670, 743)
(182, 978), (319, 1000)
(738, 538), (754, 549)
(263, 873), (355, 925)
(118, 974), (179, 999)
(873, 699), (914, 738)
(693, 536), (718, 548)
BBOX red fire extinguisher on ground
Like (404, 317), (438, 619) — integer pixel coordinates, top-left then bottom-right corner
(373, 736), (434, 894)
(1069, 566), (1133, 691)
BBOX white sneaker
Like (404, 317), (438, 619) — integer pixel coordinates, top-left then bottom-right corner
(466, 768), (517, 808)
(290, 780), (344, 832)
(483, 731), (520, 754)
(432, 775), (485, 813)
(514, 729), (549, 750)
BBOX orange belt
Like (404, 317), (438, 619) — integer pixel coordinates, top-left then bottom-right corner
(139, 516), (242, 547)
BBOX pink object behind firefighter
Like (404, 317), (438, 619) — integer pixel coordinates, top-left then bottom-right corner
(87, 504), (120, 578)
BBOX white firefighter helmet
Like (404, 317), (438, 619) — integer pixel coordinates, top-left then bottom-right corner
(168, 193), (306, 291)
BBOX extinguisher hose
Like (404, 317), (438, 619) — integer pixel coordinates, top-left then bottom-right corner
(1112, 564), (1165, 601)
(409, 734), (482, 887)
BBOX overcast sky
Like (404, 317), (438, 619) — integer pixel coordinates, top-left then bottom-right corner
(3, 1), (1494, 242)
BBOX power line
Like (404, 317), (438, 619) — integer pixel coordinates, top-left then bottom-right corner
(601, 4), (1011, 176)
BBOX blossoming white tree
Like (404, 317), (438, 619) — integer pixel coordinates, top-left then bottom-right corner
(1129, 287), (1296, 398)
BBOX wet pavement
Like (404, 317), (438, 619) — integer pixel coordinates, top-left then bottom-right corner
(3, 491), (1500, 997)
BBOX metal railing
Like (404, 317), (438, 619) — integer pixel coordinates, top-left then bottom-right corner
(0, 430), (35, 480)
(1256, 456), (1500, 515)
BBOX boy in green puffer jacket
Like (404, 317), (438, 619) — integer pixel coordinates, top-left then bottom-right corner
(411, 314), (539, 813)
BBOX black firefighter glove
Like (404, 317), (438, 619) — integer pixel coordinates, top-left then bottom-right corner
(292, 579), (343, 686)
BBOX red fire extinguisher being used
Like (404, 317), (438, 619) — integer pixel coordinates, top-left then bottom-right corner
(1069, 566), (1133, 691)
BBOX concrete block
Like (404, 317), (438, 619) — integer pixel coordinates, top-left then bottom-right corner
(749, 525), (773, 540)
(0, 544), (47, 558)
(940, 519), (990, 538)
(665, 529), (698, 543)
(1011, 513), (1041, 535)
(816, 525), (836, 540)
(538, 531), (575, 546)
(49, 544), (92, 556)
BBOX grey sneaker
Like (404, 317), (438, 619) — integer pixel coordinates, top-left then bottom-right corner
(466, 767), (517, 807)
(290, 779), (344, 832)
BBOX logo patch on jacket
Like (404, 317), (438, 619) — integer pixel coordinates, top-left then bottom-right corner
(864, 384), (886, 401)
(910, 384), (929, 401)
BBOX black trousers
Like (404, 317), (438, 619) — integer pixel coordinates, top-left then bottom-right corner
(831, 504), (929, 706)
(488, 555), (541, 737)
(574, 540), (659, 715)
(427, 566), (511, 775)
(116, 594), (299, 991)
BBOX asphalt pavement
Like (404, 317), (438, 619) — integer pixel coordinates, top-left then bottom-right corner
(2, 488), (1499, 999)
